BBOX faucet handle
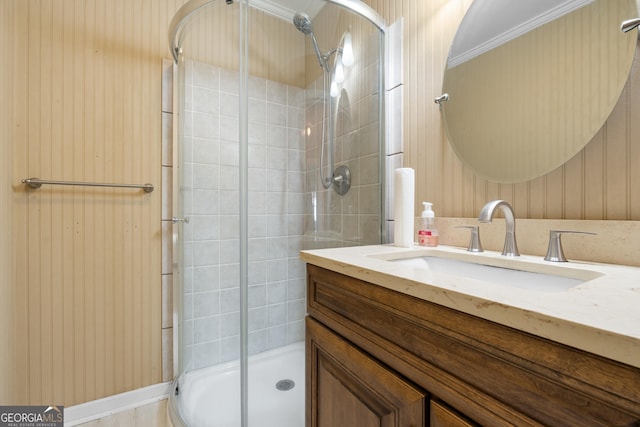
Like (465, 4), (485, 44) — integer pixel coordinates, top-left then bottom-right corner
(456, 226), (484, 252)
(544, 230), (596, 262)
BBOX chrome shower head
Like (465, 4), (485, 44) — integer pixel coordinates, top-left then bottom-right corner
(621, 18), (640, 33)
(293, 12), (329, 71)
(293, 12), (314, 35)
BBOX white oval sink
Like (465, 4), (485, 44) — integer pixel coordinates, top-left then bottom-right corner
(392, 256), (588, 292)
(368, 249), (605, 293)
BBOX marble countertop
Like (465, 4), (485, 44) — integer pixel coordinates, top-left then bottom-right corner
(300, 244), (640, 369)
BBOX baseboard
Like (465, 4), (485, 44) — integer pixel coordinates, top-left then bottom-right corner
(64, 382), (172, 426)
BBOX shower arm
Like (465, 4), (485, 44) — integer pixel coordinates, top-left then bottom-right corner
(322, 48), (339, 62)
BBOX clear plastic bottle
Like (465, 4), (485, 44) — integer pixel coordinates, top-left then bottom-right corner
(418, 202), (438, 247)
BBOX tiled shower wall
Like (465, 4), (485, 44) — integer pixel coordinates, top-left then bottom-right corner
(167, 8), (385, 373)
(179, 60), (307, 371)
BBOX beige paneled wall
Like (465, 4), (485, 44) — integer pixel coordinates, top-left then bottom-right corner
(5, 0), (188, 406)
(365, 0), (640, 221)
(0, 0), (16, 405)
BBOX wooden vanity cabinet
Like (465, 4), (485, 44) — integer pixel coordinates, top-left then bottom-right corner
(305, 264), (640, 427)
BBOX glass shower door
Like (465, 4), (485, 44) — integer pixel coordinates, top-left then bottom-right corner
(172, 2), (249, 425)
(169, 0), (385, 425)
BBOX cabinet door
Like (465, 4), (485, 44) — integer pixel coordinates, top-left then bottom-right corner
(307, 318), (426, 427)
(430, 400), (478, 427)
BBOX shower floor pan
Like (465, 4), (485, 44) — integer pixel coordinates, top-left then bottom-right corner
(176, 341), (305, 427)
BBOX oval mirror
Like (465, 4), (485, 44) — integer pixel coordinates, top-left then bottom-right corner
(441, 0), (638, 183)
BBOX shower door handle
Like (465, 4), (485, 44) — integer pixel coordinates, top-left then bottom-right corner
(172, 216), (190, 224)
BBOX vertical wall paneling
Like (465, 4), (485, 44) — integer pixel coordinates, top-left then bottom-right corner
(0, 0), (16, 404)
(13, 0), (30, 404)
(7, 0), (170, 406)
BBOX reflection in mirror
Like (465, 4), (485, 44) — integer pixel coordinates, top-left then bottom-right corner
(441, 0), (637, 183)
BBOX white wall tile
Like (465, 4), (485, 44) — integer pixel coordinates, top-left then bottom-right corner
(267, 325), (287, 349)
(192, 112), (220, 140)
(287, 278), (305, 300)
(220, 93), (240, 119)
(248, 306), (266, 331)
(248, 330), (267, 354)
(267, 147), (287, 169)
(266, 281), (287, 304)
(267, 80), (288, 105)
(247, 261), (267, 286)
(193, 88), (220, 115)
(248, 145), (267, 168)
(287, 128), (303, 151)
(162, 221), (173, 275)
(386, 153), (403, 220)
(249, 98), (267, 123)
(220, 336), (240, 362)
(194, 316), (220, 342)
(193, 62), (220, 89)
(248, 121), (267, 146)
(162, 166), (172, 220)
(192, 189), (218, 215)
(193, 265), (219, 292)
(287, 320), (304, 344)
(287, 86), (305, 109)
(194, 341), (220, 369)
(249, 76), (266, 100)
(220, 312), (240, 338)
(192, 164), (219, 189)
(162, 59), (174, 114)
(192, 241), (220, 267)
(220, 118), (240, 143)
(386, 18), (404, 90)
(385, 86), (403, 155)
(266, 169), (286, 193)
(162, 112), (173, 166)
(178, 62), (311, 366)
(162, 275), (173, 329)
(267, 303), (286, 326)
(266, 125), (287, 148)
(219, 68), (238, 94)
(266, 103), (287, 126)
(287, 299), (305, 322)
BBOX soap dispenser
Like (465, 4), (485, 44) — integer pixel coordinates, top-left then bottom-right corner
(418, 202), (438, 247)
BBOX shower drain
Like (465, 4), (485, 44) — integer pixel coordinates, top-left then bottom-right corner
(275, 379), (295, 391)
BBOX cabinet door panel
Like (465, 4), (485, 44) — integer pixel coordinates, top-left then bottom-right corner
(307, 317), (426, 427)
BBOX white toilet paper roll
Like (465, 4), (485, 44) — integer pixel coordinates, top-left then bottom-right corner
(393, 168), (414, 248)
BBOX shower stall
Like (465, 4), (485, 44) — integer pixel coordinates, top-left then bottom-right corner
(167, 0), (386, 425)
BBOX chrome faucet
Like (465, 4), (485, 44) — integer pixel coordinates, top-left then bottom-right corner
(478, 200), (520, 256)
